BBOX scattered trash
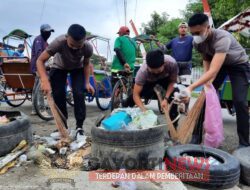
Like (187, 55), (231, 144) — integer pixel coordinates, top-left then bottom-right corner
(67, 147), (91, 169)
(0, 115), (9, 125)
(55, 138), (71, 150)
(182, 154), (221, 166)
(0, 140), (28, 174)
(45, 148), (56, 155)
(37, 144), (46, 153)
(19, 154), (27, 162)
(40, 137), (58, 147)
(0, 160), (17, 174)
(59, 147), (68, 155)
(70, 138), (87, 151)
(11, 140), (27, 152)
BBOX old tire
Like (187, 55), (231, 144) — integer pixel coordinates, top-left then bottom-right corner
(0, 111), (32, 156)
(233, 147), (250, 185)
(91, 125), (164, 170)
(165, 144), (240, 189)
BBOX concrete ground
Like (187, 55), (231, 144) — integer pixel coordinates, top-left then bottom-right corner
(0, 100), (249, 190)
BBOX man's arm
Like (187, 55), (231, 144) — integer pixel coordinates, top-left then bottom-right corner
(133, 84), (146, 112)
(165, 82), (175, 99)
(188, 53), (226, 91)
(161, 82), (175, 109)
(114, 48), (126, 66)
(83, 58), (95, 95)
(203, 60), (210, 72)
(83, 58), (91, 84)
(36, 50), (51, 94)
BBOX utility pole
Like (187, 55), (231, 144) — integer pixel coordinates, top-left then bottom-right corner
(124, 0), (127, 26)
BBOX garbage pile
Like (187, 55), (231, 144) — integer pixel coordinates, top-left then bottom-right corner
(27, 133), (91, 170)
(0, 140), (29, 174)
(100, 108), (159, 131)
(0, 133), (92, 174)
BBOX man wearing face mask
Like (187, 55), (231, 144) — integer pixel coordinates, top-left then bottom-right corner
(132, 49), (179, 125)
(181, 13), (250, 148)
(37, 24), (94, 141)
(30, 24), (54, 115)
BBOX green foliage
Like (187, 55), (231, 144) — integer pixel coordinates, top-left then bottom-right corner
(141, 0), (250, 60)
(142, 11), (168, 35)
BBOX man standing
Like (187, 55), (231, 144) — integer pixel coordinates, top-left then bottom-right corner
(111, 26), (136, 86)
(31, 24), (54, 115)
(182, 13), (250, 148)
(157, 22), (193, 78)
(37, 24), (94, 141)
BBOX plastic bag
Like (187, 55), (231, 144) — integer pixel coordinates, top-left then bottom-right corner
(131, 110), (158, 129)
(204, 84), (224, 148)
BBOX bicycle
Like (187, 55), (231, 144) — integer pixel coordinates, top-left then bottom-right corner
(33, 78), (53, 121)
(110, 70), (134, 111)
(66, 70), (112, 111)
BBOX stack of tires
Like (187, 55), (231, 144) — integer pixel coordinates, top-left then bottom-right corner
(165, 145), (240, 189)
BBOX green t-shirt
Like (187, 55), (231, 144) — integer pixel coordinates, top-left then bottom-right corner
(111, 35), (136, 72)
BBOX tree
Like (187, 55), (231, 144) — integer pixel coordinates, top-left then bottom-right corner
(142, 11), (169, 35)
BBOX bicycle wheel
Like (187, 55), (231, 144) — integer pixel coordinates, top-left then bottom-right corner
(66, 90), (74, 106)
(110, 79), (128, 111)
(34, 82), (53, 121)
(4, 87), (27, 107)
(96, 77), (112, 110)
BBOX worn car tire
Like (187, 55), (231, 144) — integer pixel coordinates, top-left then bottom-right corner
(92, 125), (163, 147)
(233, 147), (250, 185)
(91, 126), (165, 170)
(0, 111), (32, 156)
(165, 144), (240, 189)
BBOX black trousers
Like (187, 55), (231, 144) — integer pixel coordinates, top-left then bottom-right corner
(50, 68), (86, 129)
(194, 62), (250, 146)
(127, 77), (179, 126)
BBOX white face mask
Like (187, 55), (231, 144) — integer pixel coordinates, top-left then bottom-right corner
(193, 34), (207, 44)
(193, 27), (209, 44)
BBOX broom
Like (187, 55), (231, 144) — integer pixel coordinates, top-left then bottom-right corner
(47, 93), (69, 139)
(177, 91), (205, 144)
(154, 85), (178, 141)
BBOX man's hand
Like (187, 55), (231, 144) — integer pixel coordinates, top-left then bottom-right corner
(41, 79), (52, 95)
(140, 106), (147, 113)
(180, 87), (191, 104)
(86, 83), (95, 95)
(161, 99), (168, 110)
(124, 63), (131, 72)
